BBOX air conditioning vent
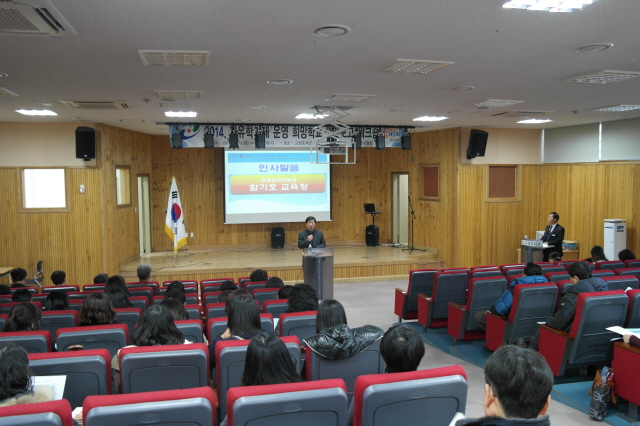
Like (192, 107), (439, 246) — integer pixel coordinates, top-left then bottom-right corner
(312, 105), (356, 111)
(61, 100), (129, 109)
(0, 0), (77, 36)
(491, 110), (551, 118)
(0, 87), (18, 96)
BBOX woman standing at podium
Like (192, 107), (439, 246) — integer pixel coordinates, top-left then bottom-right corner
(297, 216), (326, 249)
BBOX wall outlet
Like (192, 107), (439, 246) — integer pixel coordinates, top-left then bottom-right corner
(190, 232), (194, 238)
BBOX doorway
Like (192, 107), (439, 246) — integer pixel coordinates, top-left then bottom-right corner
(392, 173), (409, 245)
(137, 175), (152, 255)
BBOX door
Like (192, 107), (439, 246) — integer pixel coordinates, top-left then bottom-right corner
(392, 173), (409, 245)
(137, 175), (152, 255)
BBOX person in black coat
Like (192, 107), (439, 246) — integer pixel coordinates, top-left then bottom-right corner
(297, 216), (326, 249)
(540, 212), (564, 262)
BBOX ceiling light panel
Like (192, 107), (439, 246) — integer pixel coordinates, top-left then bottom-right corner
(164, 111), (197, 117)
(324, 94), (375, 103)
(595, 105), (640, 112)
(473, 99), (524, 108)
(0, 87), (18, 96)
(413, 116), (449, 122)
(517, 118), (553, 123)
(15, 109), (57, 116)
(568, 70), (640, 84)
(503, 0), (599, 12)
(381, 59), (453, 75)
(139, 50), (209, 66)
(154, 90), (202, 99)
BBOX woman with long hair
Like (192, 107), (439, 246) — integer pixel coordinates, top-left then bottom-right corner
(315, 299), (347, 334)
(43, 290), (69, 311)
(79, 292), (117, 326)
(0, 343), (54, 407)
(586, 245), (608, 263)
(3, 303), (41, 332)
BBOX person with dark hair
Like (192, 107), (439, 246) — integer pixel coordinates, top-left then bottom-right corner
(218, 290), (232, 304)
(297, 216), (326, 249)
(277, 285), (293, 300)
(79, 292), (117, 326)
(379, 325), (425, 373)
(44, 290), (69, 311)
(160, 297), (189, 321)
(0, 343), (54, 407)
(165, 288), (187, 305)
(540, 212), (564, 262)
(137, 264), (153, 281)
(50, 270), (66, 285)
(9, 268), (27, 288)
(548, 252), (561, 262)
(475, 263), (547, 331)
(105, 275), (130, 296)
(249, 269), (268, 282)
(285, 283), (319, 313)
(93, 273), (109, 284)
(585, 245), (608, 263)
(0, 284), (10, 295)
(315, 299), (347, 334)
(455, 345), (552, 426)
(208, 295), (264, 366)
(108, 288), (133, 309)
(618, 249), (636, 262)
(219, 333), (301, 426)
(220, 280), (238, 292)
(3, 303), (41, 332)
(166, 280), (185, 294)
(12, 289), (32, 303)
(522, 261), (607, 350)
(265, 276), (284, 289)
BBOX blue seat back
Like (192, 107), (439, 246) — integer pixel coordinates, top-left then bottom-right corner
(591, 270), (615, 278)
(603, 276), (639, 291)
(432, 273), (468, 320)
(405, 270), (438, 314)
(505, 284), (558, 344)
(471, 269), (502, 279)
(466, 277), (507, 331)
(175, 320), (204, 343)
(40, 311), (78, 344)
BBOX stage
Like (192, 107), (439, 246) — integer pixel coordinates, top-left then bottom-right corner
(118, 243), (443, 283)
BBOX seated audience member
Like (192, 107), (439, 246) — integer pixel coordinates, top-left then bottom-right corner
(44, 290), (69, 311)
(315, 299), (348, 334)
(165, 288), (187, 305)
(265, 276), (284, 289)
(218, 290), (232, 304)
(220, 280), (238, 292)
(112, 305), (191, 389)
(585, 245), (608, 263)
(105, 275), (130, 296)
(219, 333), (302, 426)
(548, 252), (561, 262)
(278, 285), (293, 300)
(618, 249), (636, 262)
(160, 297), (189, 321)
(136, 264), (153, 282)
(0, 284), (9, 295)
(3, 303), (41, 332)
(475, 263), (547, 331)
(207, 295), (264, 366)
(165, 280), (185, 294)
(522, 261), (607, 350)
(108, 288), (133, 309)
(9, 268), (27, 288)
(12, 289), (32, 303)
(285, 283), (319, 313)
(0, 343), (54, 407)
(50, 270), (66, 286)
(79, 292), (117, 326)
(455, 345), (553, 426)
(93, 273), (108, 284)
(249, 269), (268, 282)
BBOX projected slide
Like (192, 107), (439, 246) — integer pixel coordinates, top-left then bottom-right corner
(224, 150), (331, 224)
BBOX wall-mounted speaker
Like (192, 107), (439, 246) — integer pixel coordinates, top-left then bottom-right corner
(204, 133), (214, 148)
(75, 126), (96, 160)
(401, 134), (412, 150)
(255, 133), (266, 149)
(375, 134), (385, 150)
(353, 134), (362, 150)
(171, 133), (182, 149)
(466, 129), (489, 159)
(228, 133), (239, 149)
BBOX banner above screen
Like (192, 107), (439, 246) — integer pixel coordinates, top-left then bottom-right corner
(168, 124), (406, 149)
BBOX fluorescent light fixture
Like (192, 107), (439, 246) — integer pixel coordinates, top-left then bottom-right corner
(295, 113), (328, 119)
(517, 118), (553, 124)
(15, 109), (57, 116)
(503, 0), (599, 12)
(164, 111), (197, 117)
(413, 116), (449, 122)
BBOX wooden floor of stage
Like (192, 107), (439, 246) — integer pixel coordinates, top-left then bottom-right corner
(119, 244), (444, 283)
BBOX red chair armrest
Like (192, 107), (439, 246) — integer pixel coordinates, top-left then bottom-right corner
(538, 325), (572, 376)
(485, 313), (507, 351)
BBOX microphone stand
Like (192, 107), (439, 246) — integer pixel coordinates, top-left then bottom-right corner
(403, 196), (426, 254)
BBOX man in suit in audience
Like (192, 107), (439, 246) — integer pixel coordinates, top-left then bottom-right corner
(9, 268), (27, 288)
(540, 212), (564, 262)
(51, 270), (66, 285)
(455, 345), (553, 426)
(297, 216), (326, 249)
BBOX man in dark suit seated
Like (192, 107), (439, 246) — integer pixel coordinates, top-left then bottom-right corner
(297, 216), (326, 249)
(540, 212), (564, 262)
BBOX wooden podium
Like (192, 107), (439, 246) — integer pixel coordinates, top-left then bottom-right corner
(302, 247), (334, 300)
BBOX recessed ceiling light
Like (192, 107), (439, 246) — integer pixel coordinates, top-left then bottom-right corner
(568, 70), (640, 84)
(0, 72), (8, 78)
(450, 86), (474, 91)
(472, 99), (524, 108)
(164, 111), (197, 117)
(247, 105), (266, 109)
(517, 118), (553, 124)
(413, 116), (448, 122)
(503, 0), (599, 12)
(594, 105), (640, 112)
(295, 113), (329, 119)
(381, 59), (453, 75)
(39, 103), (55, 106)
(312, 25), (351, 37)
(15, 109), (57, 116)
(267, 79), (293, 85)
(576, 43), (613, 53)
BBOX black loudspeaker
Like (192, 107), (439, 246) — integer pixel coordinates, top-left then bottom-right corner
(375, 134), (385, 150)
(366, 225), (379, 246)
(353, 134), (362, 150)
(466, 129), (489, 159)
(255, 133), (266, 149)
(204, 133), (214, 148)
(228, 133), (239, 149)
(271, 227), (285, 249)
(401, 134), (411, 150)
(75, 126), (95, 160)
(171, 133), (182, 149)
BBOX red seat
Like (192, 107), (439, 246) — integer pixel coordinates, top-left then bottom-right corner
(202, 291), (223, 309)
(601, 275), (639, 291)
(242, 280), (266, 290)
(596, 260), (625, 271)
(626, 289), (640, 328)
(614, 268), (640, 280)
(417, 271), (468, 329)
(625, 259), (640, 268)
(42, 285), (80, 293)
(0, 330), (51, 353)
(543, 271), (570, 283)
(263, 299), (288, 318)
(393, 269), (438, 322)
(200, 278), (235, 293)
(252, 288), (279, 308)
(278, 310), (317, 343)
(56, 324), (129, 358)
(0, 399), (73, 426)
